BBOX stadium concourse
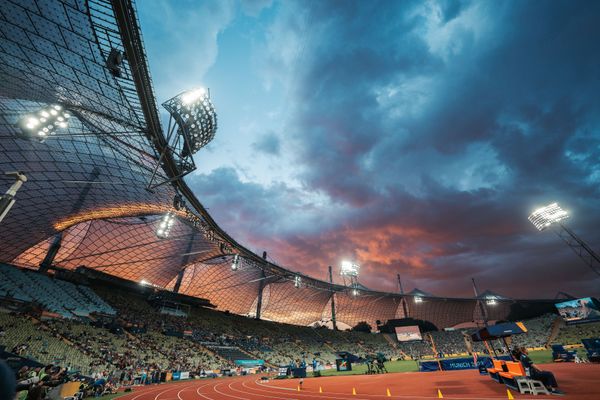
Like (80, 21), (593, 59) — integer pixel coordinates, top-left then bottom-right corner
(1, 0), (600, 399)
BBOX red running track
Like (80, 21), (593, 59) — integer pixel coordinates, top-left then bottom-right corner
(116, 363), (600, 400)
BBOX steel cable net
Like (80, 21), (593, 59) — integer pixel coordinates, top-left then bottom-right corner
(333, 293), (402, 329)
(0, 0), (257, 317)
(13, 216), (222, 287)
(408, 298), (479, 329)
(259, 281), (332, 326)
(167, 256), (264, 315)
(473, 300), (513, 322)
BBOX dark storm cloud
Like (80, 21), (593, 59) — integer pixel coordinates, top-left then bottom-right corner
(189, 0), (600, 298)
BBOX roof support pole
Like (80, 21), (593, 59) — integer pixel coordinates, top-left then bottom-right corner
(255, 251), (267, 320)
(329, 265), (337, 330)
(173, 230), (196, 293)
(472, 278), (489, 327)
(40, 167), (99, 272)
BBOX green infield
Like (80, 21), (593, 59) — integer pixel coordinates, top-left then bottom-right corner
(316, 349), (578, 377)
(319, 359), (421, 376)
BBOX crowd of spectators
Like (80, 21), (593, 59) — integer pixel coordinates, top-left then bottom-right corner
(2, 269), (600, 399)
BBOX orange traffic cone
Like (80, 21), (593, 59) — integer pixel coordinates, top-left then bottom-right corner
(437, 389), (444, 398)
(319, 386), (323, 393)
(386, 387), (392, 397)
(352, 387), (357, 395)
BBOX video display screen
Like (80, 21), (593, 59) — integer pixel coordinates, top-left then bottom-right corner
(395, 325), (422, 341)
(555, 297), (600, 324)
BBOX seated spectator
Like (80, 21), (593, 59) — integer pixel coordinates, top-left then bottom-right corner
(517, 347), (563, 395)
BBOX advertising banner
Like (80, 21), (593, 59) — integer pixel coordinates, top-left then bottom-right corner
(419, 356), (512, 372)
(234, 359), (264, 366)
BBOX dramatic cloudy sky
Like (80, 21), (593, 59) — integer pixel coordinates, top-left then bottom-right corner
(138, 0), (600, 299)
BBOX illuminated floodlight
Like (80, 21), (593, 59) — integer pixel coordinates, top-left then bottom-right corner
(18, 104), (71, 140)
(162, 87), (217, 156)
(528, 202), (569, 231)
(352, 288), (360, 297)
(294, 275), (302, 288)
(414, 296), (423, 303)
(181, 88), (206, 105)
(340, 261), (360, 277)
(486, 299), (497, 306)
(140, 279), (149, 286)
(231, 254), (240, 271)
(156, 212), (175, 239)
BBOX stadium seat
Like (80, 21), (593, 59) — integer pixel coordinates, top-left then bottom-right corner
(486, 359), (505, 382)
(498, 361), (527, 390)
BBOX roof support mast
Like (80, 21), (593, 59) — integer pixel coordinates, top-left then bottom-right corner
(255, 251), (267, 320)
(40, 168), (99, 272)
(329, 265), (337, 330)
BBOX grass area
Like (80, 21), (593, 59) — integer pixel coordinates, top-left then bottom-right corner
(528, 348), (587, 364)
(320, 359), (420, 376)
(528, 349), (554, 364)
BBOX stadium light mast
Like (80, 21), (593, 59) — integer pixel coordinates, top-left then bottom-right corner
(528, 202), (600, 277)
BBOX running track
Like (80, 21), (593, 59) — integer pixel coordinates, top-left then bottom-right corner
(116, 364), (600, 400)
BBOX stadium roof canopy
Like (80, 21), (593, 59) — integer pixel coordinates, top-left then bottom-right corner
(0, 0), (558, 330)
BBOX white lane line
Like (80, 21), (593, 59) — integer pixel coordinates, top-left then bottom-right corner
(228, 379), (297, 400)
(252, 379), (537, 400)
(212, 381), (251, 400)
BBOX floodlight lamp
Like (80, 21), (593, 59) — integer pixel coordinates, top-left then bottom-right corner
(294, 275), (302, 288)
(18, 104), (71, 140)
(181, 88), (206, 105)
(140, 279), (149, 286)
(340, 261), (360, 277)
(528, 202), (569, 231)
(486, 299), (497, 306)
(156, 212), (175, 239)
(162, 88), (217, 156)
(414, 296), (423, 303)
(231, 254), (240, 271)
(352, 288), (360, 297)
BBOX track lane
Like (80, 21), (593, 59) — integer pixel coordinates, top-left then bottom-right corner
(115, 364), (600, 400)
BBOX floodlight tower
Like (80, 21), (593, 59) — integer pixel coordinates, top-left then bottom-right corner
(528, 202), (600, 277)
(340, 261), (360, 296)
(148, 88), (217, 189)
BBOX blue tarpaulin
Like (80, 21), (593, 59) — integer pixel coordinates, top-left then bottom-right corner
(419, 356), (512, 372)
